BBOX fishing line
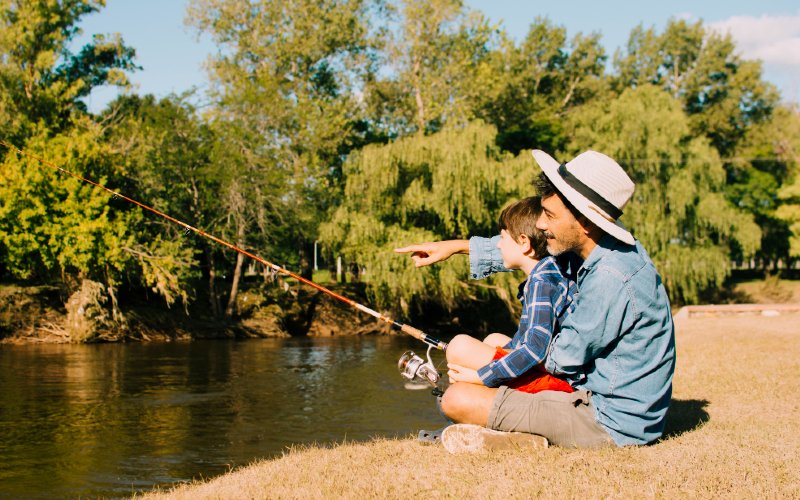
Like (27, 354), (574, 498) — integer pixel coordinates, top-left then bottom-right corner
(0, 139), (448, 352)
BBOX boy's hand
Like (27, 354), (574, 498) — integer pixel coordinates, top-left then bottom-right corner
(447, 363), (481, 385)
(394, 240), (469, 267)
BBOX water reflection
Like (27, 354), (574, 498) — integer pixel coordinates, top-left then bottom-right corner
(0, 336), (445, 498)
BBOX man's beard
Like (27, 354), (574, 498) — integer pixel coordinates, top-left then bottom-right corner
(544, 230), (580, 256)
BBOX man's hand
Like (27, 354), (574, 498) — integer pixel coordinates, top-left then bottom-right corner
(447, 363), (481, 385)
(393, 240), (469, 268)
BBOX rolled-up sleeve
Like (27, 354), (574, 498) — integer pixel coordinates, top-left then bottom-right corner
(469, 235), (509, 279)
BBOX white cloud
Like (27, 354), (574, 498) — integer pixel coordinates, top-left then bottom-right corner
(709, 13), (800, 65)
(708, 12), (800, 102)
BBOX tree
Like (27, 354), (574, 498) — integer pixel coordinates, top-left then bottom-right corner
(0, 0), (138, 142)
(474, 18), (608, 155)
(613, 18), (778, 157)
(0, 120), (195, 325)
(188, 0), (378, 315)
(565, 85), (761, 304)
(771, 105), (800, 261)
(371, 0), (499, 136)
(101, 94), (216, 312)
(320, 121), (532, 313)
(613, 18), (784, 274)
(725, 104), (800, 269)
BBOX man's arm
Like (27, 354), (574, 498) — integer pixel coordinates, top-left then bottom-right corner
(545, 269), (635, 378)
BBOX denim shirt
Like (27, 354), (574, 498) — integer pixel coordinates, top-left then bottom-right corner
(469, 235), (676, 446)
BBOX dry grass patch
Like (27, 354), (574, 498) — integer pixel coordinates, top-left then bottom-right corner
(733, 277), (800, 304)
(143, 313), (800, 499)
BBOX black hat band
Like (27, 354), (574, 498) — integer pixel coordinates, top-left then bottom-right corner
(557, 163), (623, 220)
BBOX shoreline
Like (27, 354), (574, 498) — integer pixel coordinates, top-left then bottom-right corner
(0, 282), (390, 344)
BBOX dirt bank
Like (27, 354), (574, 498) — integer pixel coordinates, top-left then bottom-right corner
(0, 281), (390, 344)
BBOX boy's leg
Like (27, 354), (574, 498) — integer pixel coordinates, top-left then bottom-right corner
(446, 334), (498, 370)
(483, 333), (512, 348)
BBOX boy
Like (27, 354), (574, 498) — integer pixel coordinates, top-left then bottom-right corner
(446, 196), (575, 394)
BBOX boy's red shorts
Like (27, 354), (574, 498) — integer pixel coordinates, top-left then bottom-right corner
(493, 347), (574, 394)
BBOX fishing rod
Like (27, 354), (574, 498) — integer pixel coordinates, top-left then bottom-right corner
(0, 139), (449, 372)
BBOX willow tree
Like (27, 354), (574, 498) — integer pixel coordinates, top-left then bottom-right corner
(566, 85), (761, 304)
(320, 121), (532, 313)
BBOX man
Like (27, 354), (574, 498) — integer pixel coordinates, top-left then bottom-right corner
(395, 150), (676, 448)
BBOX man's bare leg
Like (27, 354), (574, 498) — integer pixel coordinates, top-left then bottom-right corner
(439, 383), (549, 452)
(440, 382), (498, 426)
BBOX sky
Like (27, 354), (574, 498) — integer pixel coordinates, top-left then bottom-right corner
(72, 0), (800, 113)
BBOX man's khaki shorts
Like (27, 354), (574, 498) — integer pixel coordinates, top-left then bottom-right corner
(488, 387), (615, 448)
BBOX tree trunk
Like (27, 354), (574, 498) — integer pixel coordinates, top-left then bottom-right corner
(225, 219), (246, 318)
(207, 248), (220, 318)
(298, 239), (314, 281)
(413, 57), (425, 133)
(105, 266), (125, 326)
(225, 250), (245, 317)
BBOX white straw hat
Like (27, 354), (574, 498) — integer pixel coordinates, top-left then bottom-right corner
(532, 149), (636, 245)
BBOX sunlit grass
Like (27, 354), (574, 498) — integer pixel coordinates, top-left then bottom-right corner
(733, 277), (800, 303)
(142, 313), (800, 498)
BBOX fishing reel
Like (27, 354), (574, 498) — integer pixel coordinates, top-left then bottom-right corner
(398, 346), (440, 387)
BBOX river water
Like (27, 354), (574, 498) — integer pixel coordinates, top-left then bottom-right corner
(0, 336), (447, 498)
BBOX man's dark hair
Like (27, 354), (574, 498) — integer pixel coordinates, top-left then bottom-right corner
(498, 197), (549, 258)
(533, 172), (586, 222)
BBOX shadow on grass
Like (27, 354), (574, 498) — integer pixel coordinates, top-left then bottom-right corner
(661, 399), (710, 439)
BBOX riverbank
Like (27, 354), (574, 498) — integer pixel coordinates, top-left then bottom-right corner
(3, 276), (798, 344)
(142, 312), (800, 498)
(0, 281), (391, 343)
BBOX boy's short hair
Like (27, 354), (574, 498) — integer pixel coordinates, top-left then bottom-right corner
(498, 197), (549, 258)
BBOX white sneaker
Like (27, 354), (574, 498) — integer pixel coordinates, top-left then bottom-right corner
(441, 423), (548, 454)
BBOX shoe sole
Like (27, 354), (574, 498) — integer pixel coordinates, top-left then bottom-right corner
(441, 423), (548, 453)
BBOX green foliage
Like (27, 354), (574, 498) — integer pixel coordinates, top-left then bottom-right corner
(188, 0), (378, 277)
(476, 17), (608, 154)
(0, 116), (198, 311)
(0, 122), (135, 280)
(772, 106), (800, 258)
(0, 0), (138, 140)
(613, 18), (778, 156)
(320, 121), (530, 312)
(123, 237), (194, 310)
(565, 85), (761, 304)
(373, 0), (500, 135)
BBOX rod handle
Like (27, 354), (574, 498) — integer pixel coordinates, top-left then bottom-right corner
(400, 324), (447, 351)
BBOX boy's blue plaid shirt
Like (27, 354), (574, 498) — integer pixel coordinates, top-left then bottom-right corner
(476, 254), (577, 387)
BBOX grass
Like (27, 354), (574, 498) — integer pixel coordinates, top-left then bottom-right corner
(141, 312), (800, 499)
(732, 277), (800, 304)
